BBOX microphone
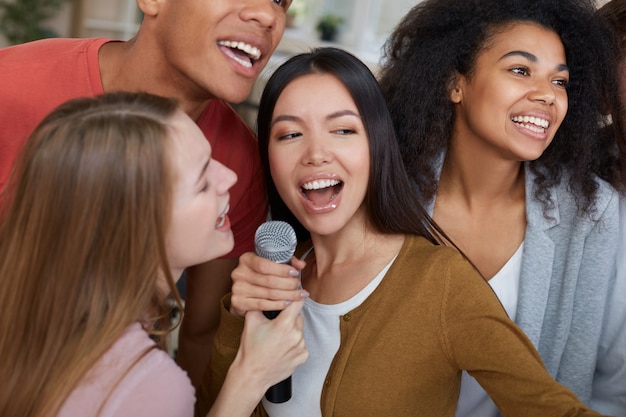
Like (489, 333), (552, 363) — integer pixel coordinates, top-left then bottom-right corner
(254, 220), (298, 404)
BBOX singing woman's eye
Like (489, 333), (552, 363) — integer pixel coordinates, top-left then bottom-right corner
(334, 129), (356, 135)
(276, 132), (302, 141)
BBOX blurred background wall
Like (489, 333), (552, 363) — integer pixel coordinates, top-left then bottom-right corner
(0, 0), (612, 128)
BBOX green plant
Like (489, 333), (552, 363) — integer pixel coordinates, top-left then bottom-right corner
(316, 13), (343, 41)
(0, 0), (70, 45)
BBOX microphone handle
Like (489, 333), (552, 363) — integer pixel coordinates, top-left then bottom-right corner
(262, 310), (292, 403)
(263, 310), (280, 320)
(265, 376), (292, 403)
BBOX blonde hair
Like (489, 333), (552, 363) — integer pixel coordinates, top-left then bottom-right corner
(0, 92), (184, 416)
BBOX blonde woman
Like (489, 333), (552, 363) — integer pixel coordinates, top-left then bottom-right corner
(0, 92), (307, 417)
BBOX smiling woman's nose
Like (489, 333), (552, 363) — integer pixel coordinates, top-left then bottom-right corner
(528, 79), (558, 105)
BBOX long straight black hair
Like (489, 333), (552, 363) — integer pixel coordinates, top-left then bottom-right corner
(256, 47), (448, 245)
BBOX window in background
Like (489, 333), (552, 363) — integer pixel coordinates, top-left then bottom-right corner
(237, 0), (422, 127)
(79, 0), (140, 39)
(318, 0), (418, 62)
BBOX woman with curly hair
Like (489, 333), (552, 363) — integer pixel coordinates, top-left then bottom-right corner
(378, 0), (626, 416)
(598, 0), (626, 180)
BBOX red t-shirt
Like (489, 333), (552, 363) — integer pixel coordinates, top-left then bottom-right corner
(0, 38), (267, 256)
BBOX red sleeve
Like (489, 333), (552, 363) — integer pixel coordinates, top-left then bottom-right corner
(0, 38), (107, 192)
(197, 100), (268, 258)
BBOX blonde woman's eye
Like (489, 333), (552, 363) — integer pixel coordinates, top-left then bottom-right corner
(201, 182), (209, 192)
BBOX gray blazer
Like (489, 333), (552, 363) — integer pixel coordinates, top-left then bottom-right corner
(425, 160), (626, 416)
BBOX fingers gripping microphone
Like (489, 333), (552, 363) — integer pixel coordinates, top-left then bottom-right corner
(254, 221), (298, 404)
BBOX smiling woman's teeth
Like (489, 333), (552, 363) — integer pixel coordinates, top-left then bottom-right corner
(511, 115), (550, 132)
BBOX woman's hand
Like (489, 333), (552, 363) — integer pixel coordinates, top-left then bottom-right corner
(230, 252), (308, 316)
(231, 301), (308, 394)
(209, 301), (308, 416)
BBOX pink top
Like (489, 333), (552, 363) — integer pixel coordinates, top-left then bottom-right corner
(57, 323), (195, 417)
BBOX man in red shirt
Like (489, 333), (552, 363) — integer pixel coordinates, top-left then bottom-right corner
(0, 0), (293, 390)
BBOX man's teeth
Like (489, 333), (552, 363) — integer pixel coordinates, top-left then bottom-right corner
(232, 55), (252, 68)
(302, 179), (341, 190)
(511, 115), (550, 131)
(218, 40), (262, 61)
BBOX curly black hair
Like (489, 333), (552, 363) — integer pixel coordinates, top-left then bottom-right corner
(597, 0), (626, 189)
(379, 0), (622, 216)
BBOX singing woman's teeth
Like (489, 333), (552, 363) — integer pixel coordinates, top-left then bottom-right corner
(300, 179), (343, 208)
(511, 115), (550, 132)
(302, 179), (341, 190)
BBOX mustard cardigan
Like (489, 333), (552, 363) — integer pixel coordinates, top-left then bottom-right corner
(199, 235), (607, 417)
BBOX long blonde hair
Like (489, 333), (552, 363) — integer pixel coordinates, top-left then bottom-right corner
(0, 92), (184, 416)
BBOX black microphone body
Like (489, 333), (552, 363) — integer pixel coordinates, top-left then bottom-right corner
(254, 221), (298, 404)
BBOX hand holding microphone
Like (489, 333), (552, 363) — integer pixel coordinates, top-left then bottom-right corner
(237, 299), (307, 408)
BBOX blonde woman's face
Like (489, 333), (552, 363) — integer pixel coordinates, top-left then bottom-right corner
(165, 111), (237, 278)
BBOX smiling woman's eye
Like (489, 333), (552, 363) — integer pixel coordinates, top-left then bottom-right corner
(510, 66), (530, 76)
(552, 78), (569, 88)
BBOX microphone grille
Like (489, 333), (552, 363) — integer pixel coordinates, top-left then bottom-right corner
(254, 221), (297, 263)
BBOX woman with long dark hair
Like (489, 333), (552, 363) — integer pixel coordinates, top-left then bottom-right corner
(202, 47), (610, 417)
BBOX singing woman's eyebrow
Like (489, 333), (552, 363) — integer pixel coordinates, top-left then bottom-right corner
(326, 110), (361, 121)
(271, 110), (361, 127)
(271, 114), (300, 127)
(499, 50), (569, 72)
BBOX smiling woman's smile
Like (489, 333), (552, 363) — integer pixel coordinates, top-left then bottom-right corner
(450, 22), (568, 162)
